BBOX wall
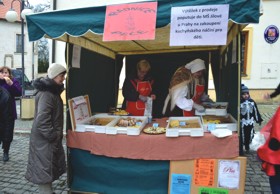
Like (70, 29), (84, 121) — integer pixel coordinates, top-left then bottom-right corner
(0, 20), (38, 81)
(243, 0), (280, 90)
(207, 0), (280, 103)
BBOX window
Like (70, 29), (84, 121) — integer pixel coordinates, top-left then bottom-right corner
(16, 34), (24, 53)
(241, 27), (253, 78)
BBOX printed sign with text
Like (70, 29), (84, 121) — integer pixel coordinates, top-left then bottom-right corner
(103, 2), (157, 41)
(170, 4), (229, 46)
(218, 160), (240, 189)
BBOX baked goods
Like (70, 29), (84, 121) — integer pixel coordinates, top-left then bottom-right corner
(89, 118), (114, 126)
(116, 117), (142, 127)
(202, 115), (231, 124)
(143, 127), (166, 134)
(113, 109), (129, 116)
(203, 104), (227, 109)
(169, 119), (201, 128)
(203, 119), (221, 124)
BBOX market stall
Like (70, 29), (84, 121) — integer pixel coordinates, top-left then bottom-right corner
(26, 0), (261, 193)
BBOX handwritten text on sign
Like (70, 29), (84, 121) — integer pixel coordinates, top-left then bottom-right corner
(170, 4), (229, 46)
(103, 2), (157, 41)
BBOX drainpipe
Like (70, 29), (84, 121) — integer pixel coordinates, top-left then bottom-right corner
(51, 0), (56, 63)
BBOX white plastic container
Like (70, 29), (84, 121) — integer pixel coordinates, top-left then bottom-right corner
(166, 117), (204, 137)
(201, 114), (237, 132)
(106, 116), (148, 136)
(195, 102), (228, 116)
(68, 95), (119, 133)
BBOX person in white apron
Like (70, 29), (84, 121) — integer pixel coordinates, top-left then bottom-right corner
(122, 59), (156, 116)
(162, 58), (211, 117)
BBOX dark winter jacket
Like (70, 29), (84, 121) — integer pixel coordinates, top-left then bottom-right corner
(0, 78), (22, 119)
(25, 77), (66, 184)
(0, 86), (14, 143)
(270, 83), (280, 99)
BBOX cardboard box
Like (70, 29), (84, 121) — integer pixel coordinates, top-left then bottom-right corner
(20, 97), (35, 119)
(168, 157), (247, 194)
(106, 116), (148, 136)
(166, 117), (204, 137)
(68, 95), (118, 132)
(201, 114), (237, 132)
(195, 102), (228, 116)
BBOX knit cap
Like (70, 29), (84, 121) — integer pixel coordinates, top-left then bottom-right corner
(47, 63), (66, 79)
(241, 84), (249, 93)
(185, 59), (206, 73)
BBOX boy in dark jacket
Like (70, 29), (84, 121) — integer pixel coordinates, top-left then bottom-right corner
(240, 84), (263, 153)
(0, 86), (14, 161)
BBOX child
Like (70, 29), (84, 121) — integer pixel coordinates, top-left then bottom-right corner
(240, 84), (263, 153)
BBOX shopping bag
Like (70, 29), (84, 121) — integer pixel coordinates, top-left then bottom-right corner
(144, 97), (153, 118)
(250, 132), (266, 151)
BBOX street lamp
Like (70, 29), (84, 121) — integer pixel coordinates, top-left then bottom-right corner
(5, 0), (32, 97)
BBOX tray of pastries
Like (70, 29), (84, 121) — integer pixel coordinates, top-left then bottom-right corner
(106, 116), (148, 136)
(201, 114), (237, 132)
(143, 123), (166, 135)
(166, 117), (203, 137)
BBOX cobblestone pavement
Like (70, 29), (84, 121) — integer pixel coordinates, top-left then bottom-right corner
(0, 134), (69, 194)
(0, 103), (278, 193)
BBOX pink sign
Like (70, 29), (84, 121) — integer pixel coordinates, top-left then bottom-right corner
(103, 2), (157, 41)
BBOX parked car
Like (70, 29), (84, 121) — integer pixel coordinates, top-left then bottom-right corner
(11, 69), (35, 96)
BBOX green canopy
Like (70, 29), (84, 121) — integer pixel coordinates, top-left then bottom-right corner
(26, 0), (260, 59)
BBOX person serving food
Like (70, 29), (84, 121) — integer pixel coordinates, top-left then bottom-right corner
(162, 58), (212, 117)
(122, 59), (156, 116)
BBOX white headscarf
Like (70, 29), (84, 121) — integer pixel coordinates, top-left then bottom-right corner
(185, 59), (205, 73)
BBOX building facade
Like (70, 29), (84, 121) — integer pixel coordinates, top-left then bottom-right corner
(0, 0), (38, 82)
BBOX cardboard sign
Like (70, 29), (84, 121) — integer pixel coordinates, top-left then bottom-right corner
(170, 4), (229, 46)
(103, 2), (157, 41)
(168, 157), (247, 194)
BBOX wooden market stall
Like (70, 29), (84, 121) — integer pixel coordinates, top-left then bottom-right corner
(26, 0), (261, 193)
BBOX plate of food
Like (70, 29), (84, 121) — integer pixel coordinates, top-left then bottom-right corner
(143, 126), (166, 135)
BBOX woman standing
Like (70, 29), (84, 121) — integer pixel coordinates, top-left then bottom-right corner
(0, 66), (22, 161)
(122, 59), (156, 116)
(25, 63), (66, 194)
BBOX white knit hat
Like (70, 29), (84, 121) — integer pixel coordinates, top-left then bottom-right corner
(47, 63), (66, 79)
(185, 59), (206, 73)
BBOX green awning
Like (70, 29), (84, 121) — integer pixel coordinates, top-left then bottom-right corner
(26, 0), (260, 58)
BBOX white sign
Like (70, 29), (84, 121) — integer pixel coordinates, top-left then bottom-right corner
(72, 45), (81, 68)
(218, 160), (240, 189)
(170, 4), (229, 46)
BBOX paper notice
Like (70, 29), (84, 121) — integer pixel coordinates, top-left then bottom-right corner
(194, 159), (215, 187)
(171, 174), (191, 194)
(218, 160), (240, 189)
(170, 4), (229, 46)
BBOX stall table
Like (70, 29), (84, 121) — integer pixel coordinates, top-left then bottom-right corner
(67, 118), (239, 193)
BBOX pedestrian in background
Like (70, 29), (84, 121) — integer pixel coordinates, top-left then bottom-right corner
(0, 86), (14, 162)
(240, 84), (263, 153)
(263, 82), (280, 100)
(25, 63), (66, 194)
(0, 66), (22, 161)
(257, 106), (280, 194)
